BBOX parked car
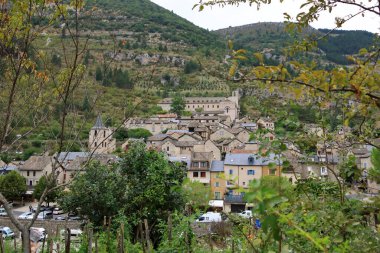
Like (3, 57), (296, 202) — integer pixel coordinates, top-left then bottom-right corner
(18, 212), (33, 219)
(53, 207), (64, 215)
(0, 208), (7, 216)
(37, 211), (53, 220)
(55, 216), (66, 221)
(238, 210), (253, 219)
(30, 227), (47, 242)
(0, 226), (14, 239)
(196, 212), (222, 222)
(60, 229), (82, 243)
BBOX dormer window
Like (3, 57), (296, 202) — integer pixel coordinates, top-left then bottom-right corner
(248, 156), (254, 165)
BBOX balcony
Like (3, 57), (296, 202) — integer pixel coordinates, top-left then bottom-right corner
(224, 195), (245, 204)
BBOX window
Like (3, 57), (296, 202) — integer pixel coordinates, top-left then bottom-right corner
(270, 169), (276, 175)
(167, 146), (169, 152)
(193, 172), (199, 178)
(215, 182), (220, 187)
(200, 172), (206, 178)
(104, 131), (106, 138)
(27, 171), (30, 177)
(94, 130), (97, 136)
(104, 142), (107, 147)
(94, 142), (97, 147)
(243, 182), (246, 186)
(320, 166), (328, 176)
(193, 162), (199, 167)
(247, 170), (255, 175)
(33, 171), (36, 177)
(215, 192), (221, 200)
(229, 169), (233, 175)
(201, 162), (207, 167)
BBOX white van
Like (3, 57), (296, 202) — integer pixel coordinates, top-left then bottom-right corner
(60, 229), (83, 243)
(238, 210), (253, 218)
(196, 212), (222, 222)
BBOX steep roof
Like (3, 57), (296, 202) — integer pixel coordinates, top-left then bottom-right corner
(147, 134), (174, 142)
(210, 160), (224, 172)
(224, 153), (281, 166)
(191, 152), (213, 162)
(66, 154), (118, 171)
(57, 152), (90, 163)
(93, 115), (105, 129)
(19, 156), (52, 171)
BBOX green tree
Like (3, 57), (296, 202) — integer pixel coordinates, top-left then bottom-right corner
(120, 142), (186, 242)
(33, 174), (61, 206)
(114, 127), (129, 141)
(182, 179), (211, 209)
(95, 66), (103, 81)
(0, 171), (27, 202)
(339, 155), (361, 186)
(369, 148), (380, 183)
(127, 128), (152, 140)
(170, 95), (186, 118)
(59, 162), (126, 225)
(184, 60), (200, 74)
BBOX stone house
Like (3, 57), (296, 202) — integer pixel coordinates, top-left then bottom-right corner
(257, 117), (275, 131)
(215, 138), (244, 153)
(57, 154), (118, 185)
(187, 152), (213, 184)
(210, 128), (235, 142)
(147, 134), (176, 150)
(88, 115), (116, 154)
(194, 140), (222, 161)
(19, 156), (53, 188)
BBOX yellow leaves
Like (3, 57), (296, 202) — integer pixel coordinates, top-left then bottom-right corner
(229, 62), (238, 78)
(228, 40), (233, 50)
(253, 53), (264, 65)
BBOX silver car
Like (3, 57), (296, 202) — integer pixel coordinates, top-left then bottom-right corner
(0, 226), (14, 239)
(18, 212), (33, 219)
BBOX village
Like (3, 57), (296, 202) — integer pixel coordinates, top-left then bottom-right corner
(2, 90), (377, 214)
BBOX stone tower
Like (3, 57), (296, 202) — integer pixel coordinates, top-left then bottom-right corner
(88, 115), (116, 154)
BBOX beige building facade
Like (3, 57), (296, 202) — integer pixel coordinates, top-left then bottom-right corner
(158, 90), (240, 121)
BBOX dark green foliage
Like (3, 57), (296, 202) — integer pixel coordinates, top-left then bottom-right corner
(95, 66), (103, 81)
(113, 68), (133, 89)
(170, 95), (185, 117)
(114, 127), (129, 141)
(369, 148), (380, 183)
(33, 174), (62, 206)
(126, 128), (152, 140)
(0, 171), (27, 201)
(82, 95), (91, 112)
(60, 162), (126, 225)
(120, 142), (186, 242)
(51, 54), (61, 67)
(184, 60), (200, 74)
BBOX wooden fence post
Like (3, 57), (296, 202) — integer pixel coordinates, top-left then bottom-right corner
(0, 233), (4, 253)
(65, 228), (71, 253)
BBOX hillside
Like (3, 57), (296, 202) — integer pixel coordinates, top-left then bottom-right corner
(215, 22), (376, 65)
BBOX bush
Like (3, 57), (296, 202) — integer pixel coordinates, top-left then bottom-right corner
(184, 60), (200, 74)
